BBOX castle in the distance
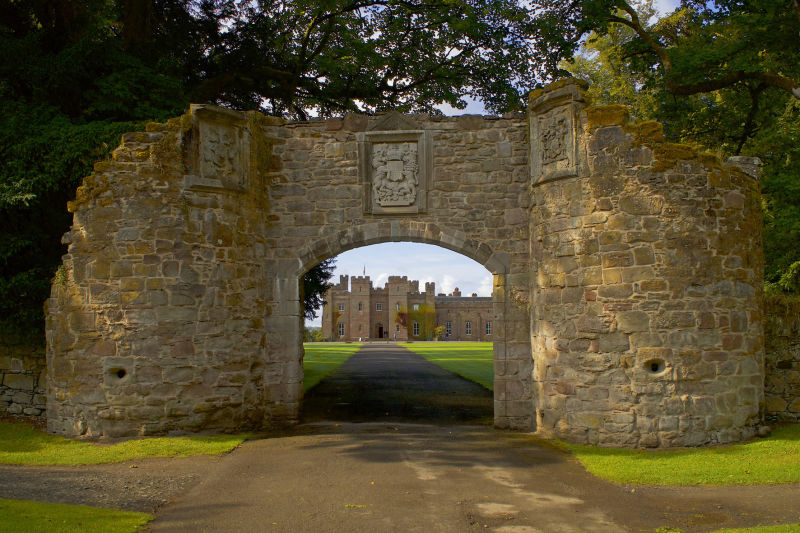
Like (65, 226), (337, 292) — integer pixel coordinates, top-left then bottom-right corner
(321, 275), (493, 342)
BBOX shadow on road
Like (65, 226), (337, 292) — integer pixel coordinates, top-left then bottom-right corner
(300, 344), (493, 426)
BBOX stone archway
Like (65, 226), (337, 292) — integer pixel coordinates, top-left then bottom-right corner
(284, 226), (532, 431)
(46, 80), (765, 447)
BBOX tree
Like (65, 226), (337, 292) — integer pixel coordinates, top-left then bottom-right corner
(302, 259), (335, 321)
(193, 0), (542, 117)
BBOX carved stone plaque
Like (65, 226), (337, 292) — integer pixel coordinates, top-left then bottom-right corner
(540, 113), (568, 164)
(185, 105), (250, 192)
(358, 129), (431, 215)
(529, 80), (587, 185)
(371, 142), (418, 207)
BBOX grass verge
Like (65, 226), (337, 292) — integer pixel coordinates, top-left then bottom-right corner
(711, 525), (800, 533)
(303, 342), (362, 390)
(400, 341), (493, 390)
(656, 524), (800, 532)
(0, 498), (153, 533)
(0, 422), (248, 466)
(560, 424), (800, 486)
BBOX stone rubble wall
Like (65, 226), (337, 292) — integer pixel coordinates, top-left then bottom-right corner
(43, 79), (768, 446)
(764, 296), (800, 421)
(46, 109), (284, 437)
(265, 112), (535, 430)
(529, 81), (764, 447)
(0, 335), (46, 416)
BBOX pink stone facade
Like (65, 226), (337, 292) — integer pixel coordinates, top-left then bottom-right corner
(321, 275), (492, 342)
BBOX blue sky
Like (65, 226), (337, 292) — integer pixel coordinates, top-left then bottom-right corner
(307, 0), (681, 326)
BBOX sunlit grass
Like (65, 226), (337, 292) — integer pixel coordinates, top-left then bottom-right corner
(303, 342), (363, 390)
(560, 424), (800, 486)
(400, 342), (493, 390)
(0, 422), (248, 466)
(0, 498), (153, 533)
(710, 525), (800, 533)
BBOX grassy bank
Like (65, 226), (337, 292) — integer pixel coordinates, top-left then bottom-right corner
(303, 342), (363, 390)
(400, 342), (493, 390)
(0, 422), (247, 466)
(0, 498), (152, 533)
(561, 424), (800, 486)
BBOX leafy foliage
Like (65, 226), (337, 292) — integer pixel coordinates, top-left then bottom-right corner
(195, 0), (542, 117)
(302, 259), (335, 320)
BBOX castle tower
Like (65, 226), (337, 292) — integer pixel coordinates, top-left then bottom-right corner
(349, 276), (372, 340)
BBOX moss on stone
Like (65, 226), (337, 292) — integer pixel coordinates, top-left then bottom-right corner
(624, 121), (664, 145)
(585, 105), (629, 129)
(651, 142), (698, 172)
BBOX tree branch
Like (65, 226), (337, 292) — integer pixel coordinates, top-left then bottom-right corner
(667, 70), (800, 99)
(735, 83), (766, 155)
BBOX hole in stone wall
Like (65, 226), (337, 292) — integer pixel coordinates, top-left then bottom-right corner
(109, 368), (127, 379)
(645, 359), (665, 374)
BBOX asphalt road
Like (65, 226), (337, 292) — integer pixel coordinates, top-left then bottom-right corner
(300, 343), (494, 425)
(143, 345), (800, 532)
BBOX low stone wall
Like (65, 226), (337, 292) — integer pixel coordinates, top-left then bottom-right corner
(764, 296), (800, 422)
(0, 334), (46, 417)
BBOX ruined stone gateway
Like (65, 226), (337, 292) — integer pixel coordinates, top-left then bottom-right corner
(46, 80), (764, 447)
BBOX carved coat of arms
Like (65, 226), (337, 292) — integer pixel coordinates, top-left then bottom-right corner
(371, 143), (419, 207)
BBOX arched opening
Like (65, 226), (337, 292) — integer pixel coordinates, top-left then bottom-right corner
(280, 228), (532, 430)
(302, 242), (497, 425)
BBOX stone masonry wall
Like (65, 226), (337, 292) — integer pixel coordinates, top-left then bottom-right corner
(0, 335), (46, 416)
(764, 296), (800, 421)
(47, 106), (535, 436)
(529, 81), (764, 447)
(46, 79), (766, 446)
(264, 112), (534, 430)
(46, 107), (283, 437)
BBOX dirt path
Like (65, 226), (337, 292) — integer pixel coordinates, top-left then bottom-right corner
(301, 343), (493, 425)
(2, 344), (798, 531)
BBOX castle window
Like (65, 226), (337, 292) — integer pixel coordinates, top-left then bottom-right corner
(465, 321), (472, 335)
(338, 323), (344, 337)
(358, 302), (362, 312)
(358, 324), (362, 332)
(396, 324), (400, 332)
(376, 303), (383, 311)
(486, 321), (492, 335)
(396, 302), (400, 311)
(446, 321), (452, 336)
(413, 322), (419, 336)
(413, 304), (419, 311)
(338, 304), (344, 312)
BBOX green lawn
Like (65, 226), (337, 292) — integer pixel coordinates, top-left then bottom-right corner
(399, 341), (493, 390)
(560, 424), (800, 486)
(0, 422), (247, 466)
(0, 498), (152, 533)
(710, 526), (800, 533)
(303, 342), (362, 390)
